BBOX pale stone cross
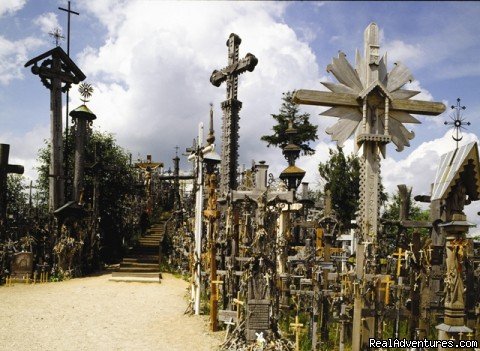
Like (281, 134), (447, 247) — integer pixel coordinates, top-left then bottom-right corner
(231, 162), (295, 223)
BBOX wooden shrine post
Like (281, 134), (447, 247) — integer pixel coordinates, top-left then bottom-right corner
(293, 23), (445, 351)
(70, 83), (96, 204)
(25, 47), (86, 211)
(431, 142), (480, 347)
(0, 144), (24, 240)
(203, 106), (222, 331)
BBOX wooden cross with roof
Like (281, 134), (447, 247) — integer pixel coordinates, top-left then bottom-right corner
(293, 22), (445, 155)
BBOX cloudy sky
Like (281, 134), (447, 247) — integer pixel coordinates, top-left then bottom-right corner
(1, 0), (480, 219)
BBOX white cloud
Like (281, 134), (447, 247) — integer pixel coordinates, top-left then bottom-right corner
(0, 0), (26, 17)
(384, 39), (426, 69)
(71, 1), (321, 170)
(0, 124), (50, 182)
(34, 12), (62, 35)
(0, 35), (43, 84)
(382, 131), (480, 224)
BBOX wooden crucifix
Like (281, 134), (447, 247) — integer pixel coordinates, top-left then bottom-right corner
(293, 23), (445, 351)
(0, 144), (24, 239)
(25, 47), (86, 211)
(135, 155), (163, 215)
(210, 33), (258, 194)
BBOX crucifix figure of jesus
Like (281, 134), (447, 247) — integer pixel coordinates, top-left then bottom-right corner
(210, 33), (258, 194)
(293, 23), (445, 351)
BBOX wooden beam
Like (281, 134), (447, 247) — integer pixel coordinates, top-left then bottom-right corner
(293, 90), (358, 108)
(401, 220), (432, 228)
(293, 89), (445, 116)
(390, 99), (445, 116)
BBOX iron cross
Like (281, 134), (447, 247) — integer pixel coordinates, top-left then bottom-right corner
(49, 28), (65, 47)
(444, 98), (470, 149)
(58, 1), (79, 56)
(210, 33), (258, 100)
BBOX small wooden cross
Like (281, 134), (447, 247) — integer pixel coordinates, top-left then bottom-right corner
(223, 318), (236, 342)
(379, 275), (393, 305)
(232, 292), (244, 321)
(392, 248), (404, 277)
(426, 246), (433, 265)
(341, 274), (351, 295)
(211, 279), (223, 296)
(408, 242), (414, 252)
(290, 315), (304, 351)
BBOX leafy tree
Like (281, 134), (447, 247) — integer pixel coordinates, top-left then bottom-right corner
(36, 129), (139, 263)
(261, 91), (318, 155)
(318, 146), (360, 229)
(382, 189), (430, 244)
(6, 174), (29, 228)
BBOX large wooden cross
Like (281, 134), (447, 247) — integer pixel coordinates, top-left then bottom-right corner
(210, 33), (258, 194)
(0, 144), (24, 239)
(25, 47), (85, 211)
(293, 23), (445, 351)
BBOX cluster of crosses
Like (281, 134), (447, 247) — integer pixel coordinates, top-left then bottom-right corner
(178, 23), (480, 351)
(1, 15), (480, 351)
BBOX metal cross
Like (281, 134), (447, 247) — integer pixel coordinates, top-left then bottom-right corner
(59, 1), (80, 200)
(58, 1), (79, 56)
(48, 28), (64, 47)
(444, 98), (470, 149)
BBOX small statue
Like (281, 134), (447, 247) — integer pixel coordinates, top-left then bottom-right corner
(447, 181), (468, 216)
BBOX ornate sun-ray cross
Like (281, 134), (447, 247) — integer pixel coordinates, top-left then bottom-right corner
(293, 23), (446, 351)
(444, 98), (470, 149)
(49, 28), (64, 47)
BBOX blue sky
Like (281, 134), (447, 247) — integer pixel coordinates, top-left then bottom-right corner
(1, 0), (480, 218)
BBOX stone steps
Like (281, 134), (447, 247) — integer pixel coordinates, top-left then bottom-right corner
(120, 262), (159, 269)
(117, 266), (159, 273)
(110, 222), (166, 283)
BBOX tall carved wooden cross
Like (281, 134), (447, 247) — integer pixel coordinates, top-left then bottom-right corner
(25, 47), (86, 211)
(210, 33), (258, 194)
(0, 144), (24, 240)
(293, 23), (445, 351)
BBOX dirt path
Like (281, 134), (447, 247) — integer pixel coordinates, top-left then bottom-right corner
(0, 273), (223, 351)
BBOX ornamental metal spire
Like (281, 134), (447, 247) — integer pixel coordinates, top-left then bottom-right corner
(78, 82), (93, 103)
(444, 98), (470, 149)
(49, 28), (65, 47)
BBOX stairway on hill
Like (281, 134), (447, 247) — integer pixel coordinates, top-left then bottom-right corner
(109, 222), (165, 283)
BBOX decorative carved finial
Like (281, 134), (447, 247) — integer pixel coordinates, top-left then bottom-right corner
(444, 98), (470, 149)
(78, 82), (93, 103)
(206, 103), (215, 145)
(48, 27), (65, 47)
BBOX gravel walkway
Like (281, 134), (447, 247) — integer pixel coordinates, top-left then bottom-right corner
(0, 273), (223, 351)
